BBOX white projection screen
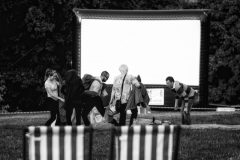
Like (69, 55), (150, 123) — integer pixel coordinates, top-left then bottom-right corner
(73, 9), (210, 108)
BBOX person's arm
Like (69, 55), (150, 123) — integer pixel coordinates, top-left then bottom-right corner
(45, 87), (64, 102)
(89, 80), (101, 93)
(109, 87), (115, 105)
(109, 78), (116, 105)
(58, 97), (65, 102)
(100, 83), (108, 97)
(174, 98), (179, 109)
(56, 81), (60, 86)
(101, 89), (108, 97)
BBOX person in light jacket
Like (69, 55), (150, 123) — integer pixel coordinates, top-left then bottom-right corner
(109, 64), (137, 126)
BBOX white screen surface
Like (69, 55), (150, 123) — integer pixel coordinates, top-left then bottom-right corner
(81, 19), (200, 85)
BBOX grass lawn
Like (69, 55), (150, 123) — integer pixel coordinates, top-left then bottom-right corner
(1, 111), (240, 160)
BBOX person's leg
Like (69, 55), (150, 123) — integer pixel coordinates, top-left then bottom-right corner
(81, 103), (94, 126)
(119, 103), (127, 126)
(129, 108), (138, 126)
(92, 96), (105, 116)
(82, 91), (105, 116)
(180, 100), (187, 125)
(80, 91), (106, 125)
(75, 105), (82, 125)
(80, 93), (95, 126)
(104, 106), (119, 126)
(55, 104), (61, 125)
(45, 110), (57, 126)
(59, 101), (67, 125)
(65, 107), (73, 125)
(45, 98), (58, 126)
(186, 99), (194, 125)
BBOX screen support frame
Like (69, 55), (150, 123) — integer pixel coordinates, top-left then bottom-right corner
(72, 9), (210, 108)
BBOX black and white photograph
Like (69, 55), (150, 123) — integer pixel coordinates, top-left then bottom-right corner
(0, 0), (240, 160)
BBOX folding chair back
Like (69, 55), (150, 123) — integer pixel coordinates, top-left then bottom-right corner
(24, 126), (93, 160)
(113, 125), (180, 160)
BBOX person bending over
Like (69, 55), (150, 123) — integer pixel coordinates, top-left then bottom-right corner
(166, 76), (196, 125)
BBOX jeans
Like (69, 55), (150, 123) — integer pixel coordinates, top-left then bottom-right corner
(81, 91), (105, 126)
(129, 108), (138, 126)
(65, 104), (82, 125)
(181, 98), (194, 125)
(45, 98), (60, 126)
(119, 103), (127, 126)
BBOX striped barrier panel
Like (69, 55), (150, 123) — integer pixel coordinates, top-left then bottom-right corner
(113, 125), (180, 160)
(24, 126), (93, 160)
(24, 125), (180, 160)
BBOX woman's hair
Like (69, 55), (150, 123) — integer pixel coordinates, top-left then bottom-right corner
(54, 72), (63, 83)
(44, 68), (54, 81)
(119, 64), (128, 74)
(132, 77), (140, 87)
(136, 75), (141, 83)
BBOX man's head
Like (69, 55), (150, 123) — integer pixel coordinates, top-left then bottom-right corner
(119, 64), (128, 75)
(166, 76), (174, 88)
(101, 71), (109, 82)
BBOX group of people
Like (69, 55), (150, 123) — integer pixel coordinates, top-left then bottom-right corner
(44, 64), (150, 126)
(44, 64), (198, 126)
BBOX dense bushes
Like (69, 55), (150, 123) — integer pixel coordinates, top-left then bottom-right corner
(0, 0), (239, 111)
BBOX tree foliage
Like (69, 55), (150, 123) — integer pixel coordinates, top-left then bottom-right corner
(0, 0), (240, 111)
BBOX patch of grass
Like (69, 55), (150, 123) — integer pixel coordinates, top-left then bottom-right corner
(1, 111), (240, 160)
(179, 129), (240, 160)
(0, 129), (23, 160)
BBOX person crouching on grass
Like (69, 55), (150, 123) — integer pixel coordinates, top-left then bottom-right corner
(166, 76), (197, 125)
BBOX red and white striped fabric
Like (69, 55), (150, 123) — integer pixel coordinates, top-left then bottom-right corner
(114, 125), (180, 160)
(25, 126), (92, 160)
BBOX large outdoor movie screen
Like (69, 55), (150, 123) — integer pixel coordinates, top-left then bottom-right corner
(73, 9), (209, 107)
(80, 19), (200, 85)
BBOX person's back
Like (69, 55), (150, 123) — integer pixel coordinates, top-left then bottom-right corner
(172, 81), (195, 99)
(67, 78), (84, 103)
(65, 70), (84, 104)
(89, 71), (109, 96)
(64, 69), (84, 125)
(81, 71), (109, 126)
(89, 77), (102, 95)
(166, 76), (196, 125)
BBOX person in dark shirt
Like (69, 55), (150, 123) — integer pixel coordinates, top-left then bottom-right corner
(64, 69), (84, 125)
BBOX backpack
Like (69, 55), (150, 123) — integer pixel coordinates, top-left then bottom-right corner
(82, 74), (101, 90)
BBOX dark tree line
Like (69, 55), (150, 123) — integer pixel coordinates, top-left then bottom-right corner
(0, 0), (239, 111)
